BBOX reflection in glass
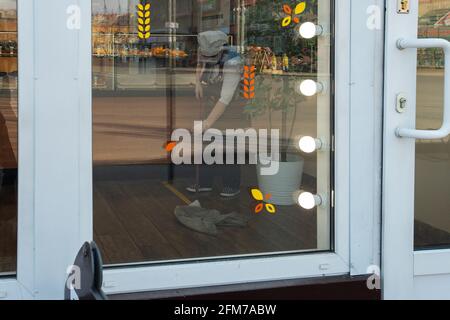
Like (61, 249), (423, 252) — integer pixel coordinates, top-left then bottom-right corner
(415, 0), (450, 249)
(0, 0), (17, 274)
(92, 0), (333, 265)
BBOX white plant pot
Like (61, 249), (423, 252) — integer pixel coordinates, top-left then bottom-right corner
(256, 154), (304, 206)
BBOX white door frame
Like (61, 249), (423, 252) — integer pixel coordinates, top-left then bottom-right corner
(0, 0), (92, 299)
(0, 0), (386, 299)
(383, 0), (450, 299)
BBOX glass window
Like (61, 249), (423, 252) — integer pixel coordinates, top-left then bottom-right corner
(92, 0), (333, 266)
(0, 0), (17, 275)
(415, 0), (450, 249)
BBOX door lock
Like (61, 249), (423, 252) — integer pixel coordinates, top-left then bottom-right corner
(396, 93), (407, 113)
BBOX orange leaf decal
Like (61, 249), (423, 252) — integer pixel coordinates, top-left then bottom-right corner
(283, 4), (292, 14)
(242, 65), (256, 100)
(255, 203), (264, 213)
(293, 17), (300, 24)
(165, 141), (177, 152)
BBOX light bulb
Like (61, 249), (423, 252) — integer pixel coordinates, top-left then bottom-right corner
(299, 22), (323, 39)
(299, 136), (322, 153)
(298, 192), (322, 210)
(299, 80), (323, 97)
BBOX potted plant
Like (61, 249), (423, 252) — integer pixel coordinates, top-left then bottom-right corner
(244, 74), (306, 206)
(241, 0), (318, 205)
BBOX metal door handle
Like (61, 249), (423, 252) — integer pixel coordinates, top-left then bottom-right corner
(396, 38), (450, 139)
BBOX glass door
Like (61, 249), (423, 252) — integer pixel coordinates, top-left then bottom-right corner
(383, 0), (450, 299)
(91, 0), (341, 292)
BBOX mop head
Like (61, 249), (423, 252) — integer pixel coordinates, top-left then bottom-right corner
(175, 200), (248, 236)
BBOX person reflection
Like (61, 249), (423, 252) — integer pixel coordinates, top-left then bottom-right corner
(186, 30), (249, 198)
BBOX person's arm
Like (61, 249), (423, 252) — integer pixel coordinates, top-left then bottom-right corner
(203, 59), (241, 130)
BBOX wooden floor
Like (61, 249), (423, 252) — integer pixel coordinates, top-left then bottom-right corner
(93, 168), (319, 266)
(2, 168), (450, 273)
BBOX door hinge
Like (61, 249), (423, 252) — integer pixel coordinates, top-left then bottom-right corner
(331, 190), (335, 208)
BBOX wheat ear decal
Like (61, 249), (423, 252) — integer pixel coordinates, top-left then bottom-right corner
(243, 65), (256, 100)
(137, 1), (151, 39)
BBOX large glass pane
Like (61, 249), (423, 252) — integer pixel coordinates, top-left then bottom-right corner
(92, 0), (333, 266)
(0, 0), (17, 274)
(415, 0), (450, 249)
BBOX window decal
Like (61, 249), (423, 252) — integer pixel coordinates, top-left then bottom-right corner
(242, 65), (256, 100)
(251, 188), (277, 214)
(281, 2), (306, 27)
(137, 1), (151, 39)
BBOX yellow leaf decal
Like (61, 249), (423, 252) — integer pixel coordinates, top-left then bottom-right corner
(145, 18), (150, 24)
(145, 25), (151, 32)
(145, 32), (150, 39)
(145, 11), (150, 18)
(138, 32), (144, 39)
(137, 4), (144, 10)
(138, 18), (144, 25)
(138, 11), (144, 18)
(145, 4), (151, 10)
(138, 25), (144, 32)
(294, 2), (306, 15)
(282, 16), (291, 27)
(251, 189), (264, 201)
(265, 204), (276, 214)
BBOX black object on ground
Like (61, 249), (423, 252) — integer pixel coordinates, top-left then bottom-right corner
(64, 241), (108, 300)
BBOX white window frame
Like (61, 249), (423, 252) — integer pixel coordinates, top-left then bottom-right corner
(0, 0), (385, 299)
(100, 0), (353, 295)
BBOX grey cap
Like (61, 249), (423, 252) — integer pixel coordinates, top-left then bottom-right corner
(198, 30), (228, 63)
